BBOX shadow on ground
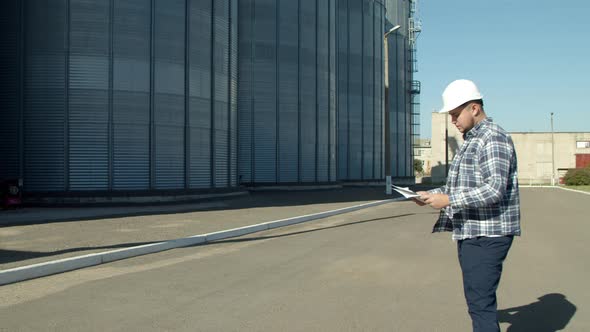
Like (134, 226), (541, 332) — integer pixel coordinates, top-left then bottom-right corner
(0, 241), (157, 265)
(211, 212), (438, 245)
(1, 212), (437, 267)
(498, 293), (576, 332)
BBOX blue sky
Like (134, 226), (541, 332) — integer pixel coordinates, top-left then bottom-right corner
(414, 0), (590, 138)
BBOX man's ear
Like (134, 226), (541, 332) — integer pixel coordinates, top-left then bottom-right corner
(471, 103), (482, 116)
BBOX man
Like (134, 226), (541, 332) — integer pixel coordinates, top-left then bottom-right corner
(415, 79), (521, 332)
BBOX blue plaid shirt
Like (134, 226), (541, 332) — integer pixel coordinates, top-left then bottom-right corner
(429, 118), (521, 240)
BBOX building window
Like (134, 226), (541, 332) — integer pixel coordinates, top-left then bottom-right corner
(576, 141), (590, 149)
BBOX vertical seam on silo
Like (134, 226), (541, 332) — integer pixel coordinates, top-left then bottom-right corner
(149, 0), (155, 190)
(376, 3), (379, 179)
(334, 0), (338, 181)
(328, 0), (332, 182)
(379, 4), (388, 178)
(297, 0), (301, 183)
(371, 1), (375, 180)
(234, 0), (238, 187)
(250, 0), (255, 183)
(395, 32), (399, 178)
(234, 0), (239, 187)
(315, 0), (319, 183)
(65, 0), (70, 191)
(393, 30), (397, 178)
(361, 0), (365, 180)
(401, 23), (404, 177)
(276, 0), (280, 183)
(108, 0), (114, 191)
(227, 0), (232, 187)
(210, 0), (216, 188)
(18, 0), (25, 183)
(185, 0), (191, 190)
(346, 0), (350, 180)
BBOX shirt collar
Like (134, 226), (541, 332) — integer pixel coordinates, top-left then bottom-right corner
(464, 117), (492, 139)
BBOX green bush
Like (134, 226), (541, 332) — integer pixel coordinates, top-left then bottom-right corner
(414, 159), (424, 174)
(563, 166), (590, 186)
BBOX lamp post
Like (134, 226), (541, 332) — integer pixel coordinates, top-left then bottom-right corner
(384, 24), (400, 195)
(445, 112), (449, 176)
(551, 112), (555, 186)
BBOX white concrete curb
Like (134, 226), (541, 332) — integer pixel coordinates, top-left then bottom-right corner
(0, 198), (404, 286)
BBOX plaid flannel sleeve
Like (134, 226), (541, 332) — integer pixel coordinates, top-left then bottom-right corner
(428, 185), (446, 195)
(448, 133), (513, 209)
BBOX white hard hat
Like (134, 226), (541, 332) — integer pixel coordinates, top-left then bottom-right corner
(439, 79), (483, 113)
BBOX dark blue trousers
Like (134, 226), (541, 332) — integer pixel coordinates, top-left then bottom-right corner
(457, 236), (514, 332)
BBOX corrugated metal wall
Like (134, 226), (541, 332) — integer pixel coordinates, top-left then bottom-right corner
(0, 1), (22, 183)
(25, 0), (68, 192)
(69, 0), (110, 190)
(3, 0), (239, 193)
(238, 0), (337, 184)
(336, 0), (385, 181)
(113, 0), (151, 190)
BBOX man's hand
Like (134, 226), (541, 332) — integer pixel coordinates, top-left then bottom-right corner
(411, 197), (427, 206)
(414, 191), (450, 210)
(412, 191), (429, 206)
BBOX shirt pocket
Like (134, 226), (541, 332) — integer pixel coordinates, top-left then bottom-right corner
(457, 151), (481, 185)
(459, 151), (476, 172)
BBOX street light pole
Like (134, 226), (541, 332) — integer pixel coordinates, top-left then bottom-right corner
(445, 112), (449, 176)
(384, 25), (400, 195)
(551, 112), (555, 186)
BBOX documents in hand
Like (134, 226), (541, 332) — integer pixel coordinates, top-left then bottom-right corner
(391, 184), (423, 201)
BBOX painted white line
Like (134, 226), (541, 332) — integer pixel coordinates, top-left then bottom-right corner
(0, 198), (404, 286)
(553, 186), (590, 196)
(520, 185), (558, 188)
(521, 185), (590, 196)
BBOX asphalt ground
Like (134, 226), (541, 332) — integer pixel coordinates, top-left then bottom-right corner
(0, 187), (588, 331)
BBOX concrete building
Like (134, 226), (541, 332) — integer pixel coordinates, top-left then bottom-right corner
(413, 138), (431, 182)
(510, 132), (590, 185)
(429, 112), (590, 185)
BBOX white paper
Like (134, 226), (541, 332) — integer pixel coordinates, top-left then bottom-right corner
(392, 185), (453, 217)
(391, 184), (422, 200)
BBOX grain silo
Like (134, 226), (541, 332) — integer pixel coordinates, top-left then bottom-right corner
(0, 0), (239, 195)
